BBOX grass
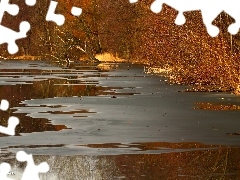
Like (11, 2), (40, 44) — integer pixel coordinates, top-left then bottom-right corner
(13, 55), (41, 60)
(95, 53), (127, 62)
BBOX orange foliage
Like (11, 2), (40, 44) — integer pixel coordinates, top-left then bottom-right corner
(0, 0), (239, 92)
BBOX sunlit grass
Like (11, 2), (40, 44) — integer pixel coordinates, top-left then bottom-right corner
(13, 55), (41, 60)
(95, 53), (126, 62)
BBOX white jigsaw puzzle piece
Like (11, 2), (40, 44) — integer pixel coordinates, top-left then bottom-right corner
(0, 0), (32, 54)
(0, 21), (30, 54)
(0, 99), (19, 135)
(71, 6), (82, 17)
(0, 0), (19, 23)
(46, 0), (65, 26)
(130, 0), (240, 37)
(0, 99), (9, 111)
(0, 162), (15, 180)
(16, 151), (49, 180)
(25, 0), (36, 6)
(129, 0), (138, 3)
(0, 116), (19, 136)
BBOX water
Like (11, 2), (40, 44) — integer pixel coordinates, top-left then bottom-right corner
(0, 60), (240, 179)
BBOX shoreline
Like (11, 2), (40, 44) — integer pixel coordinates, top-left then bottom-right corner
(1, 56), (239, 95)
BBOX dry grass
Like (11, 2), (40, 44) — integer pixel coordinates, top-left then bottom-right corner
(234, 84), (240, 95)
(97, 63), (120, 71)
(13, 55), (41, 60)
(195, 102), (240, 110)
(95, 52), (127, 62)
(144, 66), (172, 74)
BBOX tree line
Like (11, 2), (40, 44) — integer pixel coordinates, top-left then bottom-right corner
(1, 0), (239, 93)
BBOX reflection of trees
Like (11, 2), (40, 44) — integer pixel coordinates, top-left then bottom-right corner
(2, 145), (240, 179)
(0, 62), (136, 136)
(0, 72), (103, 136)
(2, 155), (120, 180)
(0, 79), (103, 135)
(74, 142), (240, 179)
(43, 156), (120, 180)
(115, 147), (240, 179)
(0, 79), (102, 105)
(13, 113), (68, 135)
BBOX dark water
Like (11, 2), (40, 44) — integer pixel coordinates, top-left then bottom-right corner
(0, 60), (240, 179)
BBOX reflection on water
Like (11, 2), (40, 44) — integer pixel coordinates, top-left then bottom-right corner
(1, 60), (240, 179)
(1, 142), (240, 179)
(0, 61), (139, 136)
(15, 113), (68, 136)
(79, 142), (221, 152)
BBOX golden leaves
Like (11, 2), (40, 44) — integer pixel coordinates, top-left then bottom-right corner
(194, 102), (240, 110)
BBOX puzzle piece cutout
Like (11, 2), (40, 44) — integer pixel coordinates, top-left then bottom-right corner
(0, 22), (30, 54)
(0, 0), (19, 23)
(129, 0), (138, 3)
(130, 0), (240, 37)
(0, 151), (49, 180)
(0, 99), (9, 111)
(0, 0), (35, 54)
(0, 116), (19, 136)
(0, 99), (17, 179)
(25, 0), (36, 6)
(16, 151), (49, 180)
(0, 100), (19, 135)
(0, 99), (48, 179)
(46, 1), (83, 25)
(71, 6), (82, 17)
(46, 1), (65, 26)
(0, 162), (15, 180)
(0, 0), (82, 53)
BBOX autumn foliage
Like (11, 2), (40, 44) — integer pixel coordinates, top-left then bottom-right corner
(0, 0), (239, 93)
